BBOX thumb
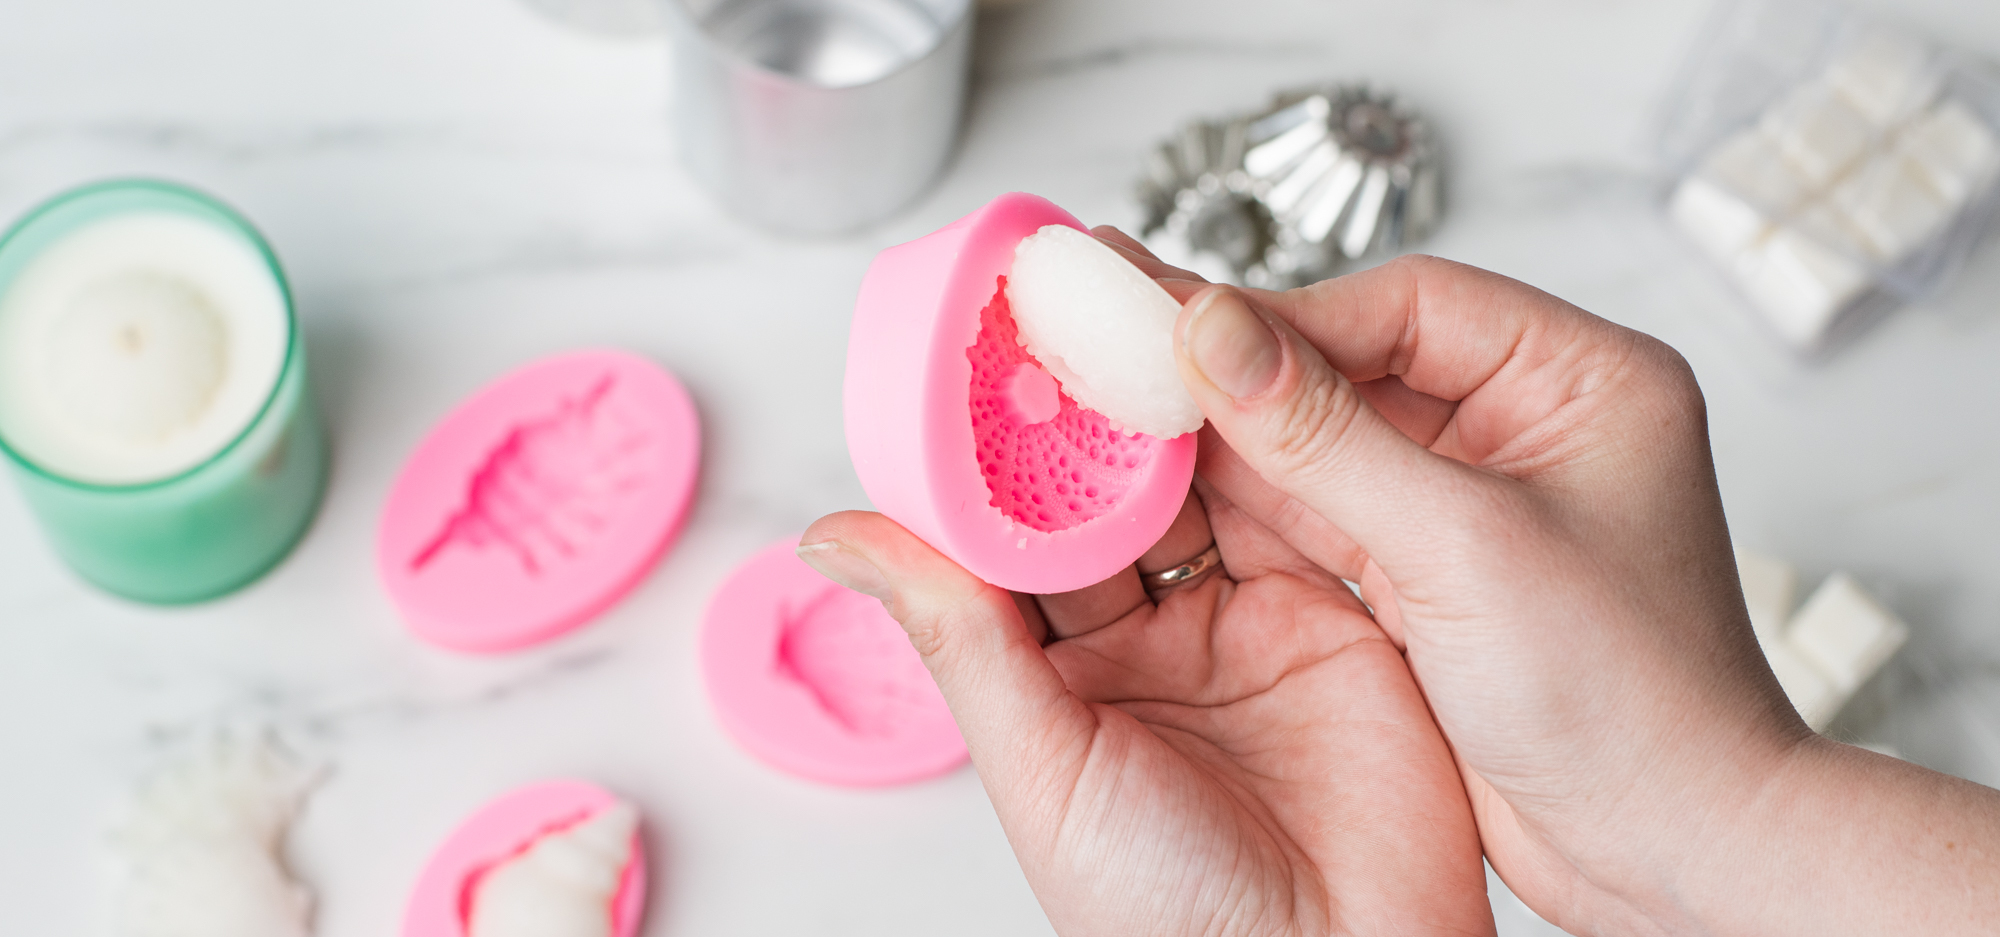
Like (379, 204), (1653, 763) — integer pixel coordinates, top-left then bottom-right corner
(1175, 286), (1499, 573)
(797, 511), (1096, 801)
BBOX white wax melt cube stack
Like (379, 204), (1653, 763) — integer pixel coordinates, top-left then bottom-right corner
(1669, 26), (2000, 349)
(1737, 547), (1909, 731)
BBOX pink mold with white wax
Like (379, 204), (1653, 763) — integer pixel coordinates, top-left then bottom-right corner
(401, 780), (646, 937)
(845, 193), (1196, 594)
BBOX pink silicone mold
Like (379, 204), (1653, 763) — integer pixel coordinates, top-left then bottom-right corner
(701, 537), (967, 787)
(845, 193), (1197, 594)
(402, 780), (646, 937)
(379, 349), (700, 653)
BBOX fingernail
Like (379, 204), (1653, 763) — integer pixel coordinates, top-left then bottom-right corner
(1184, 289), (1281, 399)
(796, 541), (890, 600)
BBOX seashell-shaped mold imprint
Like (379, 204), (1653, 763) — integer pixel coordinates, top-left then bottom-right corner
(402, 780), (646, 937)
(701, 537), (967, 787)
(378, 350), (700, 653)
(845, 193), (1197, 594)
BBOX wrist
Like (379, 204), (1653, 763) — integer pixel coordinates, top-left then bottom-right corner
(1642, 730), (1837, 933)
(1636, 733), (2000, 936)
(1525, 717), (1816, 936)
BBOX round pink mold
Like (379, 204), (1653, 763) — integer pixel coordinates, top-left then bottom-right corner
(845, 192), (1197, 594)
(701, 537), (967, 787)
(378, 349), (700, 653)
(402, 780), (646, 937)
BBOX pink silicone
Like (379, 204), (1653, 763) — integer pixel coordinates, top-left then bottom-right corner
(378, 349), (700, 653)
(402, 780), (646, 937)
(844, 193), (1197, 594)
(700, 537), (967, 787)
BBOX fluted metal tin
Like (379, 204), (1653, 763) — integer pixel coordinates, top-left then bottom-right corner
(1139, 84), (1442, 288)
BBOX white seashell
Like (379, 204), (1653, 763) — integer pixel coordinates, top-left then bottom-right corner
(1006, 225), (1202, 439)
(467, 802), (639, 937)
(104, 732), (317, 937)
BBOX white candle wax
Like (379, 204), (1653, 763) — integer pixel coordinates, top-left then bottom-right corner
(0, 212), (289, 486)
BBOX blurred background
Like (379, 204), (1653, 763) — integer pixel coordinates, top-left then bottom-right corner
(2, 1), (1998, 935)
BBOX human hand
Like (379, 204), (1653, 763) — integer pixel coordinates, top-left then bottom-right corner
(1164, 249), (2000, 935)
(797, 499), (1492, 936)
(799, 232), (1495, 935)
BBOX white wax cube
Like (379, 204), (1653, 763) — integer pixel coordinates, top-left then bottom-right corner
(1761, 85), (1876, 187)
(1824, 27), (1941, 128)
(1735, 548), (1798, 643)
(1792, 201), (1875, 262)
(1895, 100), (2000, 205)
(1830, 155), (1952, 260)
(1736, 226), (1870, 346)
(1760, 633), (1844, 731)
(1788, 572), (1908, 695)
(1700, 129), (1812, 213)
(1670, 177), (1772, 266)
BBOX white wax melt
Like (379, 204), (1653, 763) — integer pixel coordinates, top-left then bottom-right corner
(1788, 572), (1909, 695)
(1666, 18), (2000, 351)
(1737, 549), (1910, 731)
(1761, 84), (1874, 187)
(1735, 548), (1797, 643)
(468, 801), (639, 937)
(104, 734), (316, 937)
(1006, 224), (1202, 439)
(1897, 100), (2000, 204)
(1669, 177), (1771, 266)
(1701, 129), (1812, 214)
(1829, 155), (1953, 260)
(0, 212), (288, 485)
(1761, 637), (1843, 730)
(1824, 28), (1941, 127)
(1736, 227), (1870, 346)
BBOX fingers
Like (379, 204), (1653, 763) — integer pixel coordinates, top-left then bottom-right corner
(1175, 284), (1504, 575)
(1135, 491), (1215, 580)
(1036, 570), (1148, 642)
(1194, 428), (1371, 582)
(798, 511), (1095, 784)
(1013, 591), (1052, 646)
(1038, 490), (1215, 640)
(1188, 473), (1356, 603)
(1352, 374), (1458, 448)
(1256, 254), (1673, 468)
(1090, 225), (1213, 304)
(1090, 225), (1200, 280)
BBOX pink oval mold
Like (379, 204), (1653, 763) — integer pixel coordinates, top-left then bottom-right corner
(844, 192), (1198, 594)
(701, 537), (967, 787)
(379, 349), (700, 653)
(402, 780), (646, 937)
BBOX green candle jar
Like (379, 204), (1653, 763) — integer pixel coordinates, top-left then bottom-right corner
(0, 180), (329, 604)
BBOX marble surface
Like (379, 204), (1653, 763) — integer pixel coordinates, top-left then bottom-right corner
(3, 1), (2000, 934)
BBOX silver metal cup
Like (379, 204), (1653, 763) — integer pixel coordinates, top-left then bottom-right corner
(665, 0), (973, 235)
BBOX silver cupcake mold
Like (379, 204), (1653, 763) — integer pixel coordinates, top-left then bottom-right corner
(1138, 84), (1443, 289)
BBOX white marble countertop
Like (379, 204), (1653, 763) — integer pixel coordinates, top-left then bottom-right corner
(4, 1), (1999, 934)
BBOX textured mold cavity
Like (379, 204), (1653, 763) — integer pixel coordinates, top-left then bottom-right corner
(412, 375), (659, 575)
(998, 361), (1060, 425)
(774, 585), (946, 738)
(968, 278), (1159, 533)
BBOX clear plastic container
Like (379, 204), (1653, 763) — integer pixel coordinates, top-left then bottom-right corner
(1657, 0), (2000, 356)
